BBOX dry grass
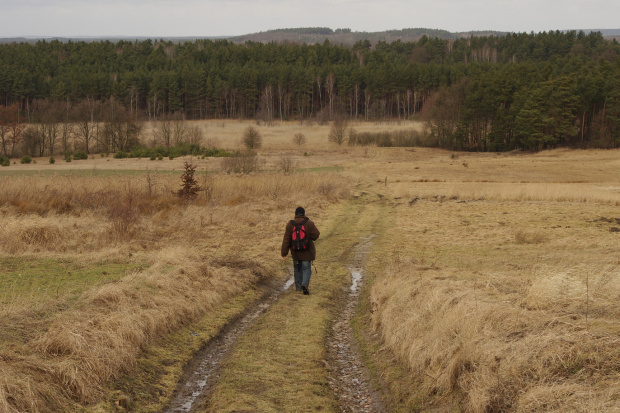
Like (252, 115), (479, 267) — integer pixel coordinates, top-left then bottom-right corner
(3, 123), (620, 412)
(329, 145), (620, 411)
(371, 255), (620, 411)
(368, 184), (620, 410)
(0, 164), (352, 412)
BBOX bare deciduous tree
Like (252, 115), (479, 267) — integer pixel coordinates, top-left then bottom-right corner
(153, 115), (173, 148)
(293, 132), (307, 146)
(20, 126), (42, 157)
(72, 98), (99, 154)
(187, 125), (204, 146)
(328, 117), (349, 146)
(0, 103), (26, 157)
(242, 125), (262, 150)
(172, 117), (188, 146)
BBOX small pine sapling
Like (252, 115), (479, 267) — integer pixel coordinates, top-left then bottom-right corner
(177, 160), (201, 200)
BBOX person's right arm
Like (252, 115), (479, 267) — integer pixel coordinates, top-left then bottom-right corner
(281, 222), (292, 257)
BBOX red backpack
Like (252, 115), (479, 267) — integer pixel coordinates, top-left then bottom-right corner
(290, 218), (310, 251)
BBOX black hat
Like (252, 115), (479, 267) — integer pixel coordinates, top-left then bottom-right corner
(295, 206), (305, 216)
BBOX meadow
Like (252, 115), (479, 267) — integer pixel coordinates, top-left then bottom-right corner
(1, 119), (619, 412)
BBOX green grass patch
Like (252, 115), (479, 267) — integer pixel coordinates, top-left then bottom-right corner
(115, 144), (231, 160)
(296, 165), (344, 173)
(0, 169), (197, 178)
(0, 169), (151, 178)
(0, 258), (148, 353)
(0, 165), (343, 178)
(0, 257), (147, 306)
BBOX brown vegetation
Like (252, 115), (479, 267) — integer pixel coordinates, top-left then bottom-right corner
(0, 156), (351, 411)
(362, 148), (620, 412)
(2, 121), (620, 412)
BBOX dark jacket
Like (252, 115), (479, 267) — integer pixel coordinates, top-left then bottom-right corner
(281, 215), (320, 261)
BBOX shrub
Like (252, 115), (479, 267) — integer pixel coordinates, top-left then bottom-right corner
(222, 151), (260, 174)
(278, 155), (295, 174)
(20, 155), (32, 164)
(65, 155), (72, 162)
(114, 151), (128, 159)
(49, 157), (55, 164)
(0, 156), (9, 167)
(293, 133), (307, 146)
(242, 126), (262, 150)
(73, 150), (88, 160)
(204, 147), (230, 157)
(347, 129), (422, 147)
(107, 193), (139, 237)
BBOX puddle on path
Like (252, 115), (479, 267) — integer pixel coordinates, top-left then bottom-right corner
(162, 274), (294, 413)
(327, 234), (385, 413)
(163, 234), (383, 412)
(350, 269), (363, 293)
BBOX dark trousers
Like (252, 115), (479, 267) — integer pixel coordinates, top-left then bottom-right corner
(293, 260), (311, 291)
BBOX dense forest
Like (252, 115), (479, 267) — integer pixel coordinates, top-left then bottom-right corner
(0, 30), (619, 155)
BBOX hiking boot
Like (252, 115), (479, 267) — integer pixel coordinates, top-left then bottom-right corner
(301, 284), (309, 295)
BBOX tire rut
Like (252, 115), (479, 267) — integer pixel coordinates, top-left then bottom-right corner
(162, 274), (294, 413)
(326, 234), (386, 413)
(162, 235), (384, 412)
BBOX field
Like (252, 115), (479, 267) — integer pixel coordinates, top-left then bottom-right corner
(1, 119), (620, 412)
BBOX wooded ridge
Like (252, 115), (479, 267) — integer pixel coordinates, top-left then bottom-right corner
(0, 29), (619, 152)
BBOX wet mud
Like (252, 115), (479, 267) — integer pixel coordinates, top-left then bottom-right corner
(326, 234), (386, 413)
(163, 235), (384, 412)
(162, 276), (294, 412)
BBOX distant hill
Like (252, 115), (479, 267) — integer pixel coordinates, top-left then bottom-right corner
(229, 27), (620, 45)
(229, 27), (508, 45)
(0, 35), (229, 44)
(1, 28), (619, 45)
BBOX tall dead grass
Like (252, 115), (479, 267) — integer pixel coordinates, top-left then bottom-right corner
(371, 258), (620, 411)
(369, 198), (620, 411)
(0, 169), (351, 411)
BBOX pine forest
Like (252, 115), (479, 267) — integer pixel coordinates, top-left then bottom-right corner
(0, 30), (619, 155)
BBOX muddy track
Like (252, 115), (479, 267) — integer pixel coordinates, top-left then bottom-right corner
(326, 234), (386, 413)
(162, 236), (383, 412)
(162, 275), (294, 413)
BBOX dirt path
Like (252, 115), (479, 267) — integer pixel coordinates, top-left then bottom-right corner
(161, 198), (388, 412)
(326, 235), (385, 413)
(162, 235), (385, 412)
(162, 275), (294, 412)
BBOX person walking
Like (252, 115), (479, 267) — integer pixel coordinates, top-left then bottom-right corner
(281, 206), (320, 294)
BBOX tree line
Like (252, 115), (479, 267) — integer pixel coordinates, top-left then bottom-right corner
(0, 30), (619, 153)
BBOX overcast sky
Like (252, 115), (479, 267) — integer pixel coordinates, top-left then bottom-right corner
(1, 0), (618, 38)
